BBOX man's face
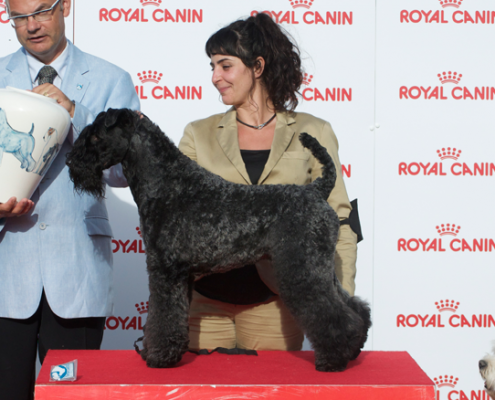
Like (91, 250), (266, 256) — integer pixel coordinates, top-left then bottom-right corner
(8, 0), (71, 64)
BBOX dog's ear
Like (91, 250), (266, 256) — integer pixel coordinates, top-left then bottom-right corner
(104, 109), (121, 128)
(104, 108), (137, 128)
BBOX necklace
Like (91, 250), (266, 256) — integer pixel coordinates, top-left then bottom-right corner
(236, 113), (276, 130)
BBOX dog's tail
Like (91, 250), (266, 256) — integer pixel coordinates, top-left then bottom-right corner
(299, 132), (336, 200)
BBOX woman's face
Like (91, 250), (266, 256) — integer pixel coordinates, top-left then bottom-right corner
(210, 54), (254, 107)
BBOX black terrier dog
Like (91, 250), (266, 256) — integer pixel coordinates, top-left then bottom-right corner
(66, 108), (371, 372)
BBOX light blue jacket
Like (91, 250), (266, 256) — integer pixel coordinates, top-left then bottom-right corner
(0, 41), (140, 319)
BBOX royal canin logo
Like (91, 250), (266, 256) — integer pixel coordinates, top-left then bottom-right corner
(399, 149), (495, 177)
(401, 0), (495, 24)
(438, 72), (462, 84)
(99, 0), (202, 23)
(251, 1), (353, 26)
(301, 73), (352, 102)
(105, 301), (148, 331)
(439, 0), (463, 8)
(112, 227), (146, 254)
(434, 375), (459, 389)
(135, 301), (149, 315)
(302, 73), (313, 86)
(397, 300), (495, 328)
(436, 224), (461, 237)
(138, 70), (163, 84)
(135, 70), (202, 101)
(400, 72), (495, 101)
(433, 375), (492, 400)
(290, 0), (314, 9)
(398, 224), (495, 252)
(437, 148), (462, 161)
(140, 0), (161, 6)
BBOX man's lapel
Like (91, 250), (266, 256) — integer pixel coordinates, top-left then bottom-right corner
(61, 41), (90, 104)
(216, 108), (251, 184)
(3, 48), (32, 90)
(258, 112), (295, 184)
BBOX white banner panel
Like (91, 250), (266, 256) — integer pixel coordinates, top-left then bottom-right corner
(375, 0), (495, 395)
(7, 1), (494, 394)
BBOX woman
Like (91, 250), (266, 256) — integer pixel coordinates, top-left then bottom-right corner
(179, 12), (357, 351)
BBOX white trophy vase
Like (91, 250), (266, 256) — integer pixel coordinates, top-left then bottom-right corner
(0, 86), (71, 203)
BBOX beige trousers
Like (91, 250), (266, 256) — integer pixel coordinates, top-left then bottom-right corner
(188, 290), (304, 351)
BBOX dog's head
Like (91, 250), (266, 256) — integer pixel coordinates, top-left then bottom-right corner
(43, 127), (56, 141)
(66, 108), (139, 198)
(480, 346), (495, 399)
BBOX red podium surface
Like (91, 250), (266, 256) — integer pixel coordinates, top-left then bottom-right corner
(36, 350), (436, 400)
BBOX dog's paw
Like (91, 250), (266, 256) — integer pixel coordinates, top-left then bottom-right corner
(315, 362), (348, 372)
(315, 357), (348, 372)
(144, 350), (183, 368)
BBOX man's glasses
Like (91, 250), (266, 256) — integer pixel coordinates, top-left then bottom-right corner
(8, 0), (61, 28)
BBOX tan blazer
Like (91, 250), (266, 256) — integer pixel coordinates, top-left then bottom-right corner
(179, 108), (357, 296)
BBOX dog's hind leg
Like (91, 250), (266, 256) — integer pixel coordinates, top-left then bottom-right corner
(336, 282), (371, 360)
(273, 247), (364, 372)
(12, 150), (26, 169)
(141, 262), (191, 368)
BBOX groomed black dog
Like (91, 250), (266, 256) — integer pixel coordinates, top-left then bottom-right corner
(66, 108), (371, 372)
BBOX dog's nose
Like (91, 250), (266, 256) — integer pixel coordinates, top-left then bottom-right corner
(479, 359), (487, 370)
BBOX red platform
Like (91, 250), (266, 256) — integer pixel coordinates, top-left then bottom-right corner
(36, 350), (436, 399)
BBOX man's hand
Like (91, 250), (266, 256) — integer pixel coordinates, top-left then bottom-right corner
(0, 197), (34, 219)
(33, 84), (75, 118)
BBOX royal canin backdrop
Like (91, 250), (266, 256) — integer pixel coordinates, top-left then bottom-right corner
(1, 0), (494, 397)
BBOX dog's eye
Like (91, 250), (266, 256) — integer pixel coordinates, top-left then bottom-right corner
(90, 136), (99, 145)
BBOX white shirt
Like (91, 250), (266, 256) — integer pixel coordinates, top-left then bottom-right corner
(26, 41), (69, 89)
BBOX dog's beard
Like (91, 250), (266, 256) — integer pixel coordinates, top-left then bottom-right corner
(71, 166), (105, 198)
(66, 152), (106, 199)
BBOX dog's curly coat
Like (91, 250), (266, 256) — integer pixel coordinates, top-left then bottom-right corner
(66, 108), (371, 372)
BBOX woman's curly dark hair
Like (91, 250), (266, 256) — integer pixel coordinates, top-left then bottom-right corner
(206, 12), (303, 112)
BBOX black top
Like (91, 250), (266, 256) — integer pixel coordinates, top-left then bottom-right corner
(194, 149), (275, 305)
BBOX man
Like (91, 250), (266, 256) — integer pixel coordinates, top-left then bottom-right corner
(0, 0), (140, 398)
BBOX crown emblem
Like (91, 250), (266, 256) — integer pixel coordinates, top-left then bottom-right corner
(438, 71), (462, 84)
(435, 300), (460, 313)
(135, 301), (149, 314)
(137, 71), (163, 84)
(437, 147), (462, 160)
(136, 227), (142, 238)
(289, 0), (314, 9)
(302, 73), (313, 86)
(438, 0), (463, 8)
(436, 224), (461, 236)
(140, 0), (162, 6)
(433, 375), (459, 388)
(0, 0), (5, 9)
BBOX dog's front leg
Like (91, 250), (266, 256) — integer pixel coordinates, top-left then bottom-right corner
(141, 264), (190, 368)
